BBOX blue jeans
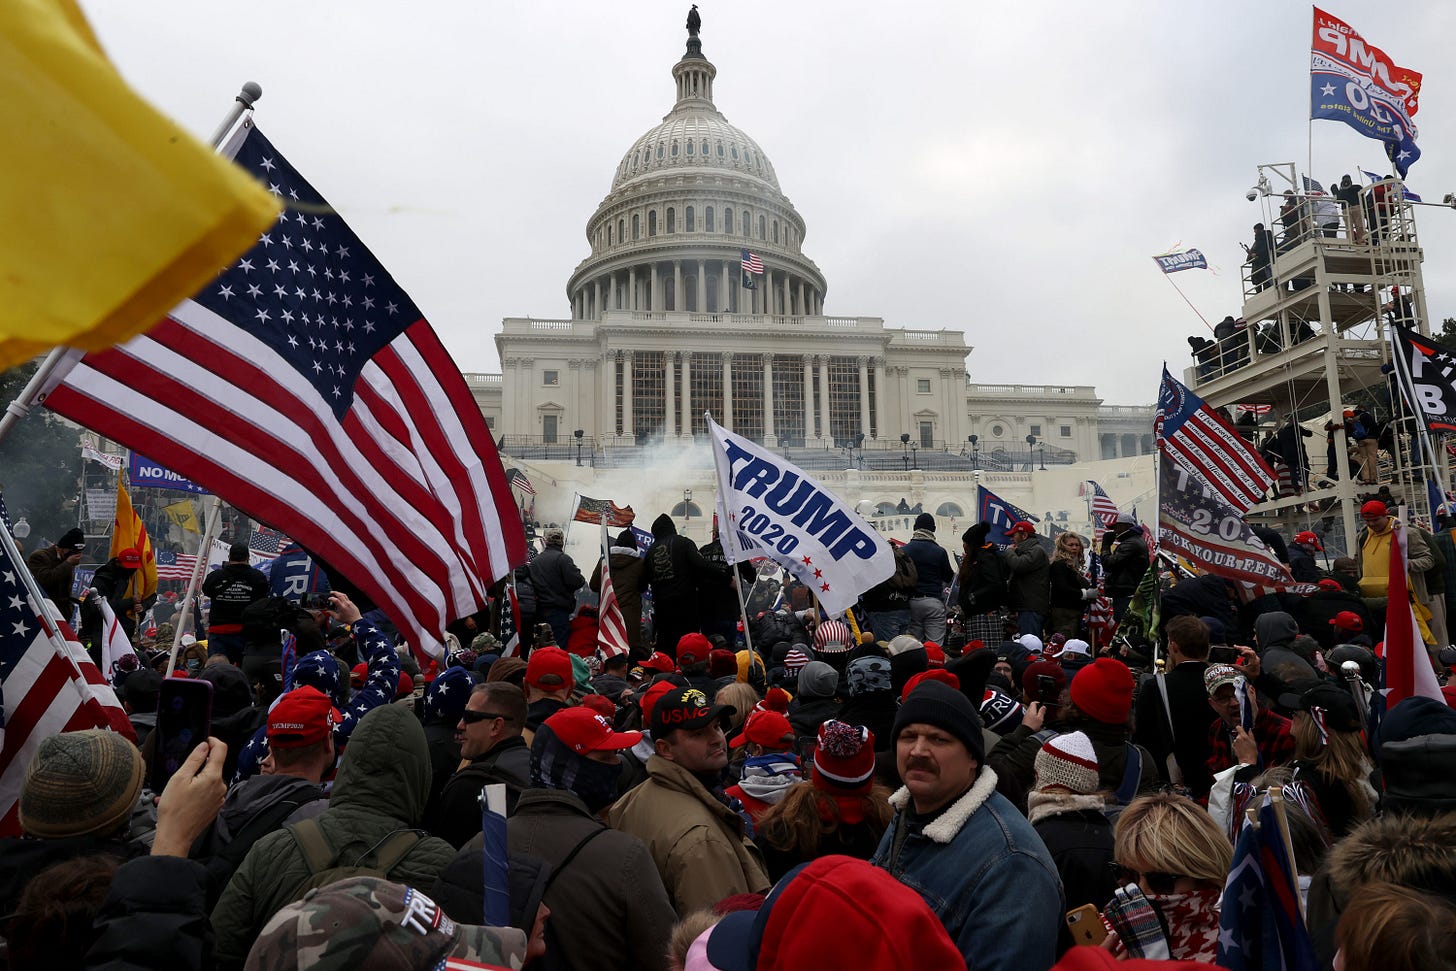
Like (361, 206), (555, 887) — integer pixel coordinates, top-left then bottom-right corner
(869, 609), (910, 643)
(541, 608), (572, 649)
(1015, 611), (1043, 638)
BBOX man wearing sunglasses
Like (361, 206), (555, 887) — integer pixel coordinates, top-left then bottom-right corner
(430, 683), (530, 847)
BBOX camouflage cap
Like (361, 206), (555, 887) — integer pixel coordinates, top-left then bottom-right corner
(245, 876), (528, 971)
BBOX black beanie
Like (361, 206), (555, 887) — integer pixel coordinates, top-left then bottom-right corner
(58, 527), (85, 551)
(893, 680), (985, 763)
(914, 513), (935, 533)
(615, 528), (636, 549)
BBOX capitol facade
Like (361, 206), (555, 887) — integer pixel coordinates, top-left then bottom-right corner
(466, 17), (1153, 537)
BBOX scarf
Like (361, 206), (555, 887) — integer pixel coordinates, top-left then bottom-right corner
(912, 529), (937, 543)
(736, 754), (803, 806)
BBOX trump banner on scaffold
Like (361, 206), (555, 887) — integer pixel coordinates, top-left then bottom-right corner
(708, 415), (893, 617)
(1310, 7), (1422, 176)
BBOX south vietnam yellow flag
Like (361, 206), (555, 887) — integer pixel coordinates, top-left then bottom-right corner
(110, 473), (158, 605)
(0, 0), (281, 369)
(163, 499), (201, 534)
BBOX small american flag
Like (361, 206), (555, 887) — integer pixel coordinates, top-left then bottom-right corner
(1157, 368), (1275, 513)
(740, 249), (764, 275)
(507, 468), (535, 496)
(155, 550), (200, 580)
(497, 577), (521, 658)
(1086, 551), (1116, 645)
(249, 526), (286, 559)
(0, 536), (135, 835)
(1084, 480), (1120, 540)
(572, 495), (635, 528)
(596, 521), (630, 659)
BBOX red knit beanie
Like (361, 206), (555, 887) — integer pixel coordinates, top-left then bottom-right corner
(901, 668), (959, 701)
(811, 720), (875, 797)
(1069, 657), (1135, 725)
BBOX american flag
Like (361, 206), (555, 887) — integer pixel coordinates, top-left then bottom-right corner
(740, 249), (764, 274)
(507, 468), (535, 496)
(0, 492), (11, 533)
(596, 521), (630, 659)
(497, 576), (521, 658)
(1216, 794), (1318, 971)
(1158, 459), (1299, 590)
(249, 525), (287, 558)
(154, 550), (200, 580)
(1157, 368), (1275, 513)
(0, 535), (135, 835)
(33, 124), (526, 661)
(1086, 551), (1116, 645)
(1082, 480), (1120, 539)
(96, 595), (138, 683)
(572, 495), (635, 527)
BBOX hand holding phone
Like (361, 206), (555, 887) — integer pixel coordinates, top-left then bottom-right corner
(1066, 904), (1107, 946)
(150, 678), (213, 792)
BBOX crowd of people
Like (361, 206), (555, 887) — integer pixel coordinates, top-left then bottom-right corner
(4, 501), (1456, 970)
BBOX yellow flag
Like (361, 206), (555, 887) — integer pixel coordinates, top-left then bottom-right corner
(163, 499), (200, 534)
(0, 0), (281, 369)
(110, 473), (157, 604)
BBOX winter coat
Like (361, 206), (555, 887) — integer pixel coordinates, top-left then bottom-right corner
(787, 695), (841, 742)
(697, 538), (754, 623)
(1296, 589), (1375, 649)
(643, 515), (710, 607)
(871, 768), (1063, 971)
(1133, 660), (1215, 800)
(988, 717), (1158, 815)
(87, 558), (155, 640)
(1005, 536), (1051, 614)
(1028, 801), (1116, 912)
(1288, 545), (1321, 584)
(958, 544), (1010, 614)
(430, 735), (532, 847)
(1356, 521), (1435, 605)
(191, 772), (325, 907)
(501, 788), (675, 971)
(210, 704), (458, 968)
(590, 547), (647, 653)
(25, 544), (77, 616)
(201, 561), (270, 628)
(530, 544), (586, 611)
(86, 856), (214, 970)
(1100, 526), (1149, 597)
(606, 753), (770, 914)
(903, 532), (954, 599)
(1048, 560), (1091, 611)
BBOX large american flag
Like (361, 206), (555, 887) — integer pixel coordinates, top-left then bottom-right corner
(1082, 480), (1120, 539)
(1157, 368), (1275, 513)
(740, 249), (764, 275)
(1158, 459), (1300, 591)
(33, 123), (526, 660)
(154, 550), (200, 580)
(596, 521), (630, 659)
(1, 537), (135, 835)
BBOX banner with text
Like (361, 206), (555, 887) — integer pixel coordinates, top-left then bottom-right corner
(1310, 7), (1422, 176)
(127, 453), (209, 495)
(1158, 460), (1302, 589)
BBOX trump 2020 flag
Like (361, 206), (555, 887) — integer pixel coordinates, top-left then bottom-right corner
(33, 122), (526, 661)
(1310, 7), (1421, 177)
(709, 415), (892, 616)
(1152, 248), (1208, 274)
(1158, 368), (1275, 513)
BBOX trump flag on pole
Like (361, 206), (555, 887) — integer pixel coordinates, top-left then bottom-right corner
(709, 415), (892, 617)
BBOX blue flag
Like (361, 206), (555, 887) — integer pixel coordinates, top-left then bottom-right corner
(1217, 794), (1318, 970)
(1311, 9), (1421, 177)
(976, 486), (1042, 548)
(1152, 248), (1208, 274)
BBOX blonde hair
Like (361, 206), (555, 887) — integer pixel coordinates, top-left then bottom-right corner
(1335, 882), (1456, 970)
(1052, 531), (1087, 568)
(1114, 792), (1233, 887)
(1292, 711), (1374, 820)
(715, 682), (761, 737)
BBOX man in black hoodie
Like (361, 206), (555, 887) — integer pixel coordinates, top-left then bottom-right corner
(202, 543), (269, 663)
(643, 513), (710, 657)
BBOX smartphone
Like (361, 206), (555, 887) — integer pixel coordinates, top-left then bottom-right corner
(1066, 904), (1107, 946)
(1208, 645), (1238, 665)
(1037, 674), (1062, 708)
(150, 678), (213, 791)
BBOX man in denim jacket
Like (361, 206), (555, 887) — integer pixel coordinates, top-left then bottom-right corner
(871, 680), (1063, 971)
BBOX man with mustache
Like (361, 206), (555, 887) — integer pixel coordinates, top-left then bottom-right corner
(871, 680), (1063, 971)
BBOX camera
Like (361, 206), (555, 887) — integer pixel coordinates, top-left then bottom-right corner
(300, 593), (332, 610)
(1246, 188), (1259, 202)
(1209, 645), (1238, 665)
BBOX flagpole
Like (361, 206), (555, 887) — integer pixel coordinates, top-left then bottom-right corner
(1160, 274), (1214, 333)
(0, 85), (261, 452)
(0, 515), (93, 688)
(167, 495), (222, 676)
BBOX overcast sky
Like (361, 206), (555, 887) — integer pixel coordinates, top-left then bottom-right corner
(80, 1), (1456, 405)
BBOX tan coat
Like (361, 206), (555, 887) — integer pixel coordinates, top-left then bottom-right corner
(607, 754), (770, 914)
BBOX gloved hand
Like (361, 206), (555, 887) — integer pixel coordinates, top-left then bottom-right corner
(1081, 587), (1098, 602)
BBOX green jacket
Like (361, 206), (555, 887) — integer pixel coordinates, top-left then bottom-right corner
(211, 704), (458, 968)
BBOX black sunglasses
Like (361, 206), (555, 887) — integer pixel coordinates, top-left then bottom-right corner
(460, 710), (514, 724)
(1114, 865), (1182, 896)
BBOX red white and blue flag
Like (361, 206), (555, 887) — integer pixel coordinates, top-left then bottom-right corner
(1311, 7), (1421, 177)
(506, 468), (536, 496)
(1157, 368), (1276, 513)
(1216, 794), (1318, 970)
(154, 550), (200, 580)
(740, 249), (764, 275)
(1, 538), (135, 835)
(1158, 461), (1301, 591)
(596, 521), (631, 659)
(1082, 480), (1120, 539)
(33, 124), (526, 661)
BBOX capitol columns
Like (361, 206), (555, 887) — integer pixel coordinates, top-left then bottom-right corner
(817, 355), (831, 445)
(628, 266), (637, 311)
(762, 353), (777, 447)
(680, 352), (693, 440)
(652, 263), (663, 312)
(501, 357), (518, 434)
(697, 261), (708, 312)
(858, 356), (871, 441)
(621, 350), (635, 444)
(872, 356), (887, 440)
(722, 351), (734, 430)
(720, 259), (732, 312)
(593, 278), (602, 319)
(673, 261), (683, 312)
(664, 351), (677, 439)
(802, 355), (816, 445)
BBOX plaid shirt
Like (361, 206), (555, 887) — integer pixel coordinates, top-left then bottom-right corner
(1205, 708), (1296, 775)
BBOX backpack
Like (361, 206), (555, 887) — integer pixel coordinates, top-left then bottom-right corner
(241, 595), (304, 646)
(284, 817), (424, 903)
(195, 777), (323, 884)
(888, 545), (919, 594)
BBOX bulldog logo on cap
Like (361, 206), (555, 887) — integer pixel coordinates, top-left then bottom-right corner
(680, 689), (708, 708)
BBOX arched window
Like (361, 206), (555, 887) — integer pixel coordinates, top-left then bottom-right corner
(686, 206), (695, 232)
(772, 220), (779, 243)
(758, 215), (766, 240)
(935, 502), (965, 518)
(705, 207), (714, 232)
(743, 213), (751, 238)
(618, 219), (624, 243)
(643, 212), (652, 237)
(670, 500), (703, 518)
(643, 149), (650, 166)
(716, 142), (724, 157)
(657, 144), (664, 160)
(874, 501), (898, 516)
(607, 225), (613, 246)
(671, 141), (679, 157)
(731, 145), (740, 160)
(701, 140), (709, 155)
(724, 208), (734, 234)
(667, 208), (676, 233)
(686, 140), (694, 156)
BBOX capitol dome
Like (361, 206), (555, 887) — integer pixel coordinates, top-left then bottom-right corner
(566, 22), (825, 320)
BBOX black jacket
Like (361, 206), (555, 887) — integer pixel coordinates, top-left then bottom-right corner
(697, 539), (753, 623)
(1049, 560), (1091, 610)
(903, 535), (954, 599)
(1288, 546), (1321, 584)
(529, 545), (585, 611)
(1031, 807), (1116, 912)
(201, 562), (270, 628)
(787, 696), (841, 743)
(1100, 527), (1149, 597)
(432, 736), (533, 847)
(957, 545), (1009, 613)
(86, 856), (215, 970)
(1133, 661), (1215, 800)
